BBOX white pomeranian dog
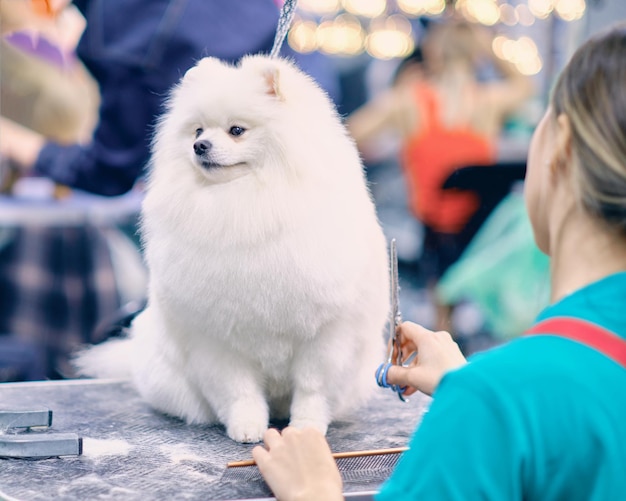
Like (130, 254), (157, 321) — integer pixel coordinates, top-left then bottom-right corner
(75, 55), (389, 443)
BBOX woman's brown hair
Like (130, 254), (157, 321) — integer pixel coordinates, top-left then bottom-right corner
(551, 23), (626, 233)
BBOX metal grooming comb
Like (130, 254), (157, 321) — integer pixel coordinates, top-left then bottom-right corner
(222, 446), (408, 484)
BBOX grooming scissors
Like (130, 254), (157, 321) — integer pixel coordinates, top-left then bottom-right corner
(375, 238), (408, 402)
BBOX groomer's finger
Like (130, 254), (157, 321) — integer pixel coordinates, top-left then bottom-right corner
(252, 428), (283, 468)
(252, 444), (269, 464)
(387, 322), (467, 396)
(261, 427), (282, 450)
(386, 364), (431, 396)
(398, 321), (434, 347)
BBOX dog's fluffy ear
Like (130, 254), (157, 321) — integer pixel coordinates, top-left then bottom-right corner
(183, 57), (221, 82)
(263, 67), (283, 100)
(241, 55), (286, 100)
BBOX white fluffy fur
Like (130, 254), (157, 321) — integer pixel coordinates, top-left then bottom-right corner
(75, 55), (389, 443)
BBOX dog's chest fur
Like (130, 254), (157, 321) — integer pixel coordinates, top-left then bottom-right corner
(141, 176), (366, 358)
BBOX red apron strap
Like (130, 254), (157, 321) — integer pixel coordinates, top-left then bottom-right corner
(526, 317), (626, 369)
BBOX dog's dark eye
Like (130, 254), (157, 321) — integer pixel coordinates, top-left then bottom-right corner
(195, 128), (203, 138)
(229, 126), (246, 137)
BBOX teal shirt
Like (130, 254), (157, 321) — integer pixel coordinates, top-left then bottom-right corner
(377, 272), (626, 500)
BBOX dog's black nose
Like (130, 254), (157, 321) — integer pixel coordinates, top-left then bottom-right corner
(193, 139), (212, 156)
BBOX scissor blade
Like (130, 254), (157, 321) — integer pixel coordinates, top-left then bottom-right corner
(389, 238), (401, 329)
(389, 238), (403, 374)
(377, 239), (408, 402)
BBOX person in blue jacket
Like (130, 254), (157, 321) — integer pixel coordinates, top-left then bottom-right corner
(0, 0), (339, 196)
(251, 22), (626, 501)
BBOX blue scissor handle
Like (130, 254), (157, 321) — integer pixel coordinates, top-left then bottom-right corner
(376, 362), (408, 401)
(375, 362), (392, 388)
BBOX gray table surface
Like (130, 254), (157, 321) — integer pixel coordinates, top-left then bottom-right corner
(0, 379), (430, 500)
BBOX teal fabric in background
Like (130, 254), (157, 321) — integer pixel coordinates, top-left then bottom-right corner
(437, 191), (551, 340)
(377, 272), (626, 500)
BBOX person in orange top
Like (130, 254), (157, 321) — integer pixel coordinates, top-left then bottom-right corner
(401, 81), (496, 234)
(348, 19), (533, 333)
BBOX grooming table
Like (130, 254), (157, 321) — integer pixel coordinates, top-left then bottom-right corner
(0, 379), (430, 500)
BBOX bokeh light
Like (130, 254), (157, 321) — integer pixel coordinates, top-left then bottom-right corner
(499, 3), (519, 26)
(342, 0), (386, 18)
(366, 15), (414, 59)
(397, 0), (445, 16)
(298, 0), (341, 15)
(498, 35), (543, 76)
(528, 0), (554, 19)
(516, 4), (536, 26)
(459, 0), (500, 26)
(554, 0), (586, 21)
(316, 14), (365, 56)
(289, 0), (586, 60)
(288, 18), (318, 54)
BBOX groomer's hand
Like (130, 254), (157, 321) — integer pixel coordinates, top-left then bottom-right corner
(252, 427), (343, 501)
(386, 322), (467, 396)
(0, 117), (44, 172)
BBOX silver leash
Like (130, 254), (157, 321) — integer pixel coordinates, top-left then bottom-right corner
(270, 0), (298, 59)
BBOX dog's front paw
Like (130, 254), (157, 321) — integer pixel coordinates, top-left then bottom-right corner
(224, 398), (269, 443)
(289, 393), (330, 435)
(226, 417), (268, 443)
(289, 417), (328, 436)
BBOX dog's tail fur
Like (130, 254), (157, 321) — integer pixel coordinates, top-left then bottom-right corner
(72, 338), (134, 380)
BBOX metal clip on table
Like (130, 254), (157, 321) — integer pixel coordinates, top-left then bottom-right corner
(0, 409), (83, 459)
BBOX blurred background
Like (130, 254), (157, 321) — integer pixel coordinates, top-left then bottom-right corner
(0, 0), (624, 381)
(285, 0), (624, 351)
